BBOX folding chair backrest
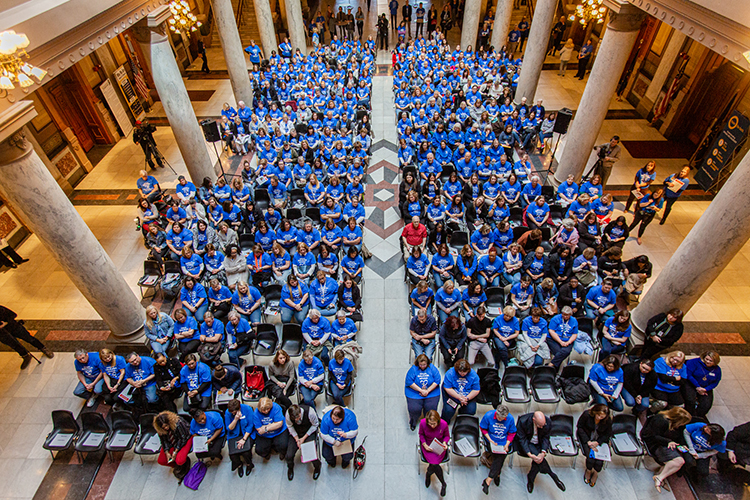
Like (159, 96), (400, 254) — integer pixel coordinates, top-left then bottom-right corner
(81, 412), (109, 434)
(144, 260), (162, 276)
(550, 414), (574, 436)
(52, 410), (79, 434)
(110, 411), (138, 433)
(264, 284), (283, 301)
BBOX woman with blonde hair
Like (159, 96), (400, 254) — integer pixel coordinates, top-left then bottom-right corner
(98, 348), (127, 405)
(653, 350), (687, 407)
(143, 305), (174, 354)
(640, 407), (692, 492)
(154, 411), (193, 478)
(558, 38), (575, 76)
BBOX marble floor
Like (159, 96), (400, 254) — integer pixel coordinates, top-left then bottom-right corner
(1, 13), (750, 500)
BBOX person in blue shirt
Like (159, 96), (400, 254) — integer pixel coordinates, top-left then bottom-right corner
(523, 247), (548, 285)
(137, 170), (161, 202)
(405, 353), (441, 430)
(175, 175), (196, 204)
(189, 408), (226, 460)
(310, 271), (338, 317)
(546, 307), (579, 369)
(435, 279), (462, 323)
(520, 176), (542, 207)
(683, 422), (726, 477)
(321, 405), (359, 468)
(525, 196), (550, 230)
(661, 166), (691, 224)
(517, 307), (550, 368)
(653, 350), (687, 407)
(254, 397), (289, 459)
(124, 352), (159, 405)
(588, 355), (624, 411)
(492, 307), (520, 367)
(244, 40), (263, 64)
(166, 222), (193, 261)
(166, 200), (187, 224)
(232, 281), (263, 324)
(225, 311), (254, 367)
(579, 175), (603, 200)
(280, 274), (310, 324)
(430, 244), (454, 289)
(172, 308), (200, 360)
(343, 198), (366, 225)
(624, 161), (657, 213)
(598, 309), (632, 361)
(276, 219), (298, 252)
(73, 349), (104, 405)
(584, 280), (617, 322)
(224, 399), (256, 476)
(298, 348), (325, 408)
(557, 174), (579, 206)
(330, 310), (358, 346)
(628, 188), (666, 244)
(683, 351), (722, 418)
(180, 353), (212, 411)
(501, 173), (522, 206)
(480, 405), (517, 494)
(268, 176), (288, 209)
(441, 359), (481, 422)
(328, 350), (354, 405)
(470, 224), (493, 256)
(302, 308), (333, 364)
(179, 276), (208, 323)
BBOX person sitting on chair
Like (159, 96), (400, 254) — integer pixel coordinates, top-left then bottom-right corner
(189, 408), (226, 462)
(440, 358), (480, 422)
(320, 405), (359, 468)
(154, 411), (193, 479)
(224, 399), (255, 476)
(285, 403), (322, 480)
(328, 350), (354, 406)
(298, 349), (325, 408)
(577, 403), (612, 487)
(254, 397), (289, 460)
(639, 308), (684, 361)
(180, 353), (212, 411)
(480, 404), (516, 494)
(516, 411), (566, 493)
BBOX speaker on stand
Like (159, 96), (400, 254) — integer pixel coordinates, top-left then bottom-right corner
(542, 108), (573, 185)
(200, 118), (229, 180)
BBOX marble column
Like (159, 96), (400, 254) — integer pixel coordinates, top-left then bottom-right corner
(491, 0), (513, 52)
(513, 0), (556, 104)
(631, 150), (750, 340)
(285, 0), (307, 55)
(643, 30), (686, 104)
(461, 0), (482, 49)
(255, 0), (278, 57)
(0, 102), (144, 338)
(554, 4), (645, 183)
(132, 7), (215, 185)
(211, 0), (254, 105)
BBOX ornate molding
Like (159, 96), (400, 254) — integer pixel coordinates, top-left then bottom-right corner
(607, 3), (647, 32)
(0, 131), (33, 164)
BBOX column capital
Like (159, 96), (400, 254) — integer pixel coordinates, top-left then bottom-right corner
(0, 101), (37, 164)
(607, 3), (646, 32)
(131, 5), (172, 45)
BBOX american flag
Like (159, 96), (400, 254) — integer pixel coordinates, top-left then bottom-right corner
(130, 59), (150, 101)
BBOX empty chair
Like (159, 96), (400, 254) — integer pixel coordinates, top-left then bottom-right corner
(501, 365), (530, 404)
(43, 410), (79, 458)
(289, 189), (306, 208)
(484, 287), (505, 316)
(530, 366), (560, 404)
(448, 231), (468, 253)
(440, 164), (456, 185)
(137, 260), (162, 299)
(611, 414), (645, 469)
(255, 188), (271, 211)
(509, 207), (524, 224)
(106, 411), (138, 460)
(512, 226), (530, 241)
(134, 413), (160, 464)
(403, 165), (418, 180)
(307, 207), (321, 226)
(557, 361), (590, 406)
(541, 185), (555, 202)
(286, 207), (303, 221)
(239, 233), (255, 253)
(450, 415), (481, 469)
(263, 283), (283, 321)
(280, 323), (304, 357)
(75, 412), (110, 461)
(252, 323), (279, 362)
(548, 414), (578, 467)
(295, 123), (308, 135)
(549, 204), (565, 222)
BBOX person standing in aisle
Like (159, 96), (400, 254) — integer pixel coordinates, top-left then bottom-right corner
(660, 165), (691, 225)
(575, 40), (594, 79)
(0, 305), (53, 369)
(402, 1), (413, 39)
(518, 17), (529, 52)
(415, 2), (425, 37)
(0, 237), (28, 269)
(390, 0), (399, 30)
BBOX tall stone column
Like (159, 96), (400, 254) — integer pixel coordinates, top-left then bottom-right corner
(0, 102), (144, 338)
(554, 4), (645, 183)
(285, 0), (307, 55)
(132, 7), (215, 185)
(255, 0), (278, 57)
(491, 0), (513, 52)
(211, 0), (254, 104)
(643, 30), (686, 105)
(631, 150), (750, 340)
(461, 0), (482, 49)
(513, 0), (556, 104)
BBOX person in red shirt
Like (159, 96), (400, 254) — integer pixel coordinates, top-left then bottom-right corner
(402, 216), (427, 261)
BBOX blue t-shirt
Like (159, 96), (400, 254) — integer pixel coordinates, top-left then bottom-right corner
(200, 318), (225, 340)
(442, 367), (480, 397)
(298, 356), (325, 383)
(328, 358), (354, 385)
(190, 410), (226, 437)
(224, 404), (256, 440)
(98, 355), (127, 381)
(180, 362), (213, 398)
(510, 282), (533, 303)
(589, 363), (623, 396)
(653, 357), (687, 393)
(173, 316), (200, 342)
(75, 352), (102, 378)
(493, 316), (520, 338)
(480, 412), (516, 445)
(124, 356), (157, 387)
(253, 403), (287, 438)
(137, 175), (159, 194)
(302, 317), (332, 341)
(404, 364), (441, 399)
(548, 314), (579, 342)
(410, 287), (434, 307)
(586, 286), (617, 309)
(685, 422), (726, 453)
(321, 408), (358, 445)
(603, 317), (631, 341)
(521, 316), (548, 340)
(436, 288), (462, 308)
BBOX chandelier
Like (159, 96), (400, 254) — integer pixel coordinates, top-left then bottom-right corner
(0, 31), (47, 90)
(569, 0), (607, 25)
(168, 0), (202, 34)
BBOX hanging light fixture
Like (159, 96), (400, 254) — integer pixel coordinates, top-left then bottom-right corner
(570, 0), (607, 25)
(168, 0), (202, 34)
(0, 30), (47, 90)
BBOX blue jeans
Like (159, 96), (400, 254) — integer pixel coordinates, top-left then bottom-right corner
(150, 338), (170, 355)
(433, 271), (451, 289)
(621, 388), (649, 412)
(229, 343), (251, 366)
(547, 338), (574, 369)
(281, 305), (309, 324)
(126, 384), (159, 404)
(503, 271), (521, 285)
(478, 274), (501, 287)
(328, 380), (351, 405)
(406, 395), (440, 427)
(437, 307), (460, 324)
(238, 309), (262, 324)
(585, 306), (615, 322)
(313, 301), (337, 318)
(412, 338), (436, 359)
(592, 391), (624, 412)
(300, 385), (322, 407)
(598, 338), (627, 362)
(440, 389), (476, 422)
(492, 338), (511, 366)
(184, 303), (209, 323)
(74, 377), (105, 399)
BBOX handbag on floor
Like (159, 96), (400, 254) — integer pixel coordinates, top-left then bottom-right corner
(183, 461), (207, 490)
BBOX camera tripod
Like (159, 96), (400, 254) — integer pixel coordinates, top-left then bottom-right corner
(145, 141), (177, 176)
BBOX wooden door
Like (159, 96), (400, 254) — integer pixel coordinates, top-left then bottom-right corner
(46, 76), (96, 152)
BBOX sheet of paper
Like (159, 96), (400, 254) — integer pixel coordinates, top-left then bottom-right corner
(193, 435), (209, 453)
(83, 433), (106, 448)
(119, 385), (135, 403)
(535, 387), (557, 400)
(668, 179), (684, 193)
(612, 433), (637, 453)
(592, 443), (612, 461)
(429, 438), (445, 455)
(455, 437), (476, 457)
(143, 434), (162, 452)
(300, 440), (318, 463)
(49, 433), (74, 448)
(550, 436), (575, 454)
(333, 439), (353, 456)
(490, 442), (507, 454)
(216, 391), (234, 404)
(506, 387), (525, 400)
(109, 433), (132, 448)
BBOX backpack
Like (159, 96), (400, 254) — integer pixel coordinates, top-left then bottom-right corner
(183, 461), (207, 490)
(197, 342), (223, 365)
(352, 436), (367, 479)
(244, 366), (266, 399)
(557, 376), (590, 404)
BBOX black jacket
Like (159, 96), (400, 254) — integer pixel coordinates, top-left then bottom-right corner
(645, 313), (684, 347)
(622, 362), (657, 398)
(154, 357), (182, 388)
(402, 4), (412, 18)
(640, 414), (684, 454)
(547, 253), (573, 282)
(727, 422), (750, 458)
(516, 413), (551, 455)
(337, 282), (362, 310)
(576, 411), (612, 447)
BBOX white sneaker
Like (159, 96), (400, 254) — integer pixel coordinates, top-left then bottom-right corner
(86, 396), (97, 408)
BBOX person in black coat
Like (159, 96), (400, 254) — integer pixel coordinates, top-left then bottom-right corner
(726, 422), (750, 466)
(577, 404), (612, 486)
(640, 407), (692, 492)
(337, 275), (362, 322)
(558, 277), (587, 317)
(621, 359), (657, 414)
(0, 304), (53, 369)
(439, 316), (467, 367)
(154, 353), (183, 413)
(516, 411), (566, 493)
(640, 309), (685, 360)
(547, 248), (573, 287)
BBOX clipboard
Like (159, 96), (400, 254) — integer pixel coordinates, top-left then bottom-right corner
(505, 387), (525, 400)
(333, 439), (353, 456)
(216, 391), (235, 404)
(534, 387), (557, 400)
(591, 443), (611, 461)
(228, 437), (248, 455)
(300, 440), (318, 462)
(193, 435), (209, 453)
(667, 178), (684, 193)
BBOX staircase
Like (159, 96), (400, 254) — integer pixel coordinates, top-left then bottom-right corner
(233, 0), (262, 47)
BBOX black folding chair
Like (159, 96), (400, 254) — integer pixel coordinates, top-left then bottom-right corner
(255, 188), (271, 211)
(74, 412), (110, 461)
(105, 411), (138, 461)
(263, 283), (283, 322)
(280, 323), (304, 357)
(530, 366), (560, 404)
(137, 260), (163, 299)
(448, 231), (468, 253)
(611, 414), (645, 469)
(548, 414), (578, 468)
(252, 323), (279, 363)
(43, 410), (79, 459)
(501, 365), (530, 404)
(239, 233), (255, 253)
(485, 286), (505, 316)
(450, 415), (481, 469)
(133, 413), (160, 464)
